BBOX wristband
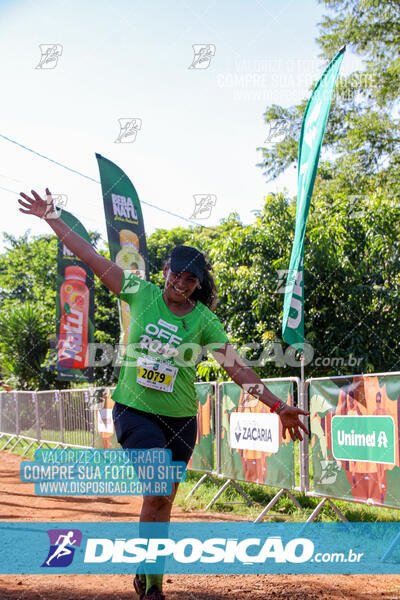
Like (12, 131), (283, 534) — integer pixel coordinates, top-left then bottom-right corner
(270, 399), (286, 414)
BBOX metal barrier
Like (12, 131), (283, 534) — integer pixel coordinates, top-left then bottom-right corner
(305, 371), (400, 521)
(36, 390), (64, 443)
(185, 382), (220, 501)
(3, 371), (400, 523)
(0, 392), (17, 435)
(0, 380), (303, 523)
(59, 389), (94, 448)
(205, 377), (304, 521)
(0, 383), (218, 458)
(0, 388), (97, 453)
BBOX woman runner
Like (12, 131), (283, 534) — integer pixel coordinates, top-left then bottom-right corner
(18, 189), (309, 600)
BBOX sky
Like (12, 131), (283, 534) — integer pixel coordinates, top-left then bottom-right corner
(0, 0), (362, 251)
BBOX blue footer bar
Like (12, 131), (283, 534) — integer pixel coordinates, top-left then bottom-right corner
(1, 522), (400, 574)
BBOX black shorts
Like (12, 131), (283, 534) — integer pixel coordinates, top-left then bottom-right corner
(112, 401), (197, 465)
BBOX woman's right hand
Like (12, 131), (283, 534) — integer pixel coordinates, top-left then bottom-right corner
(18, 188), (58, 220)
(18, 188), (124, 296)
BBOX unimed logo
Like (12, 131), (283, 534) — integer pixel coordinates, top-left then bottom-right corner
(83, 536), (314, 564)
(332, 416), (395, 464)
(41, 529), (82, 568)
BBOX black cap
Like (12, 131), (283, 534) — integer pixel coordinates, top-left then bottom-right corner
(170, 246), (207, 284)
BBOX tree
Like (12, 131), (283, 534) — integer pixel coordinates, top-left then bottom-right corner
(254, 0), (400, 376)
(0, 232), (58, 317)
(0, 303), (49, 389)
(0, 231), (121, 389)
(317, 0), (400, 106)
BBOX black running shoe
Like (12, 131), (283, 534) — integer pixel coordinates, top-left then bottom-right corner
(144, 585), (166, 600)
(133, 575), (146, 599)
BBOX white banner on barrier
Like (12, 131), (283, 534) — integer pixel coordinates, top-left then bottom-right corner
(229, 412), (279, 453)
(97, 408), (114, 434)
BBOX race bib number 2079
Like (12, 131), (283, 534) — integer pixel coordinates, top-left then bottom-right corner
(136, 356), (178, 393)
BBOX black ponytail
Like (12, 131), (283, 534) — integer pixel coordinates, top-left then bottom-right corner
(190, 258), (219, 311)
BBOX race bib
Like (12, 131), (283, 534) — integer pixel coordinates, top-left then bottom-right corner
(136, 355), (178, 393)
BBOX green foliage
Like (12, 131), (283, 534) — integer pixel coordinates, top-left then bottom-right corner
(0, 232), (121, 389)
(204, 192), (398, 377)
(0, 303), (50, 389)
(0, 232), (58, 317)
(318, 0), (400, 106)
(305, 191), (400, 373)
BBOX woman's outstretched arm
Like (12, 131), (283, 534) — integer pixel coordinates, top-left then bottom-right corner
(18, 188), (123, 296)
(212, 342), (309, 441)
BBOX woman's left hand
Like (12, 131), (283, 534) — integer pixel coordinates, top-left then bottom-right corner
(278, 405), (309, 441)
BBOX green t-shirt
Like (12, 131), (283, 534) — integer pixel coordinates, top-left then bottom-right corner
(111, 270), (229, 417)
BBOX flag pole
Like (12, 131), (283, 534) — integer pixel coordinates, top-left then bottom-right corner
(299, 351), (309, 492)
(280, 48), (346, 491)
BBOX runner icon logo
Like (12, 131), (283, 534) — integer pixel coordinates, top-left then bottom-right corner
(41, 529), (82, 568)
(188, 44), (216, 69)
(115, 119), (142, 143)
(35, 44), (63, 69)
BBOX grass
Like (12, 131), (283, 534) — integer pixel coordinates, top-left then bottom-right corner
(0, 431), (91, 458)
(174, 470), (400, 522)
(2, 437), (400, 522)
(14, 428), (92, 447)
